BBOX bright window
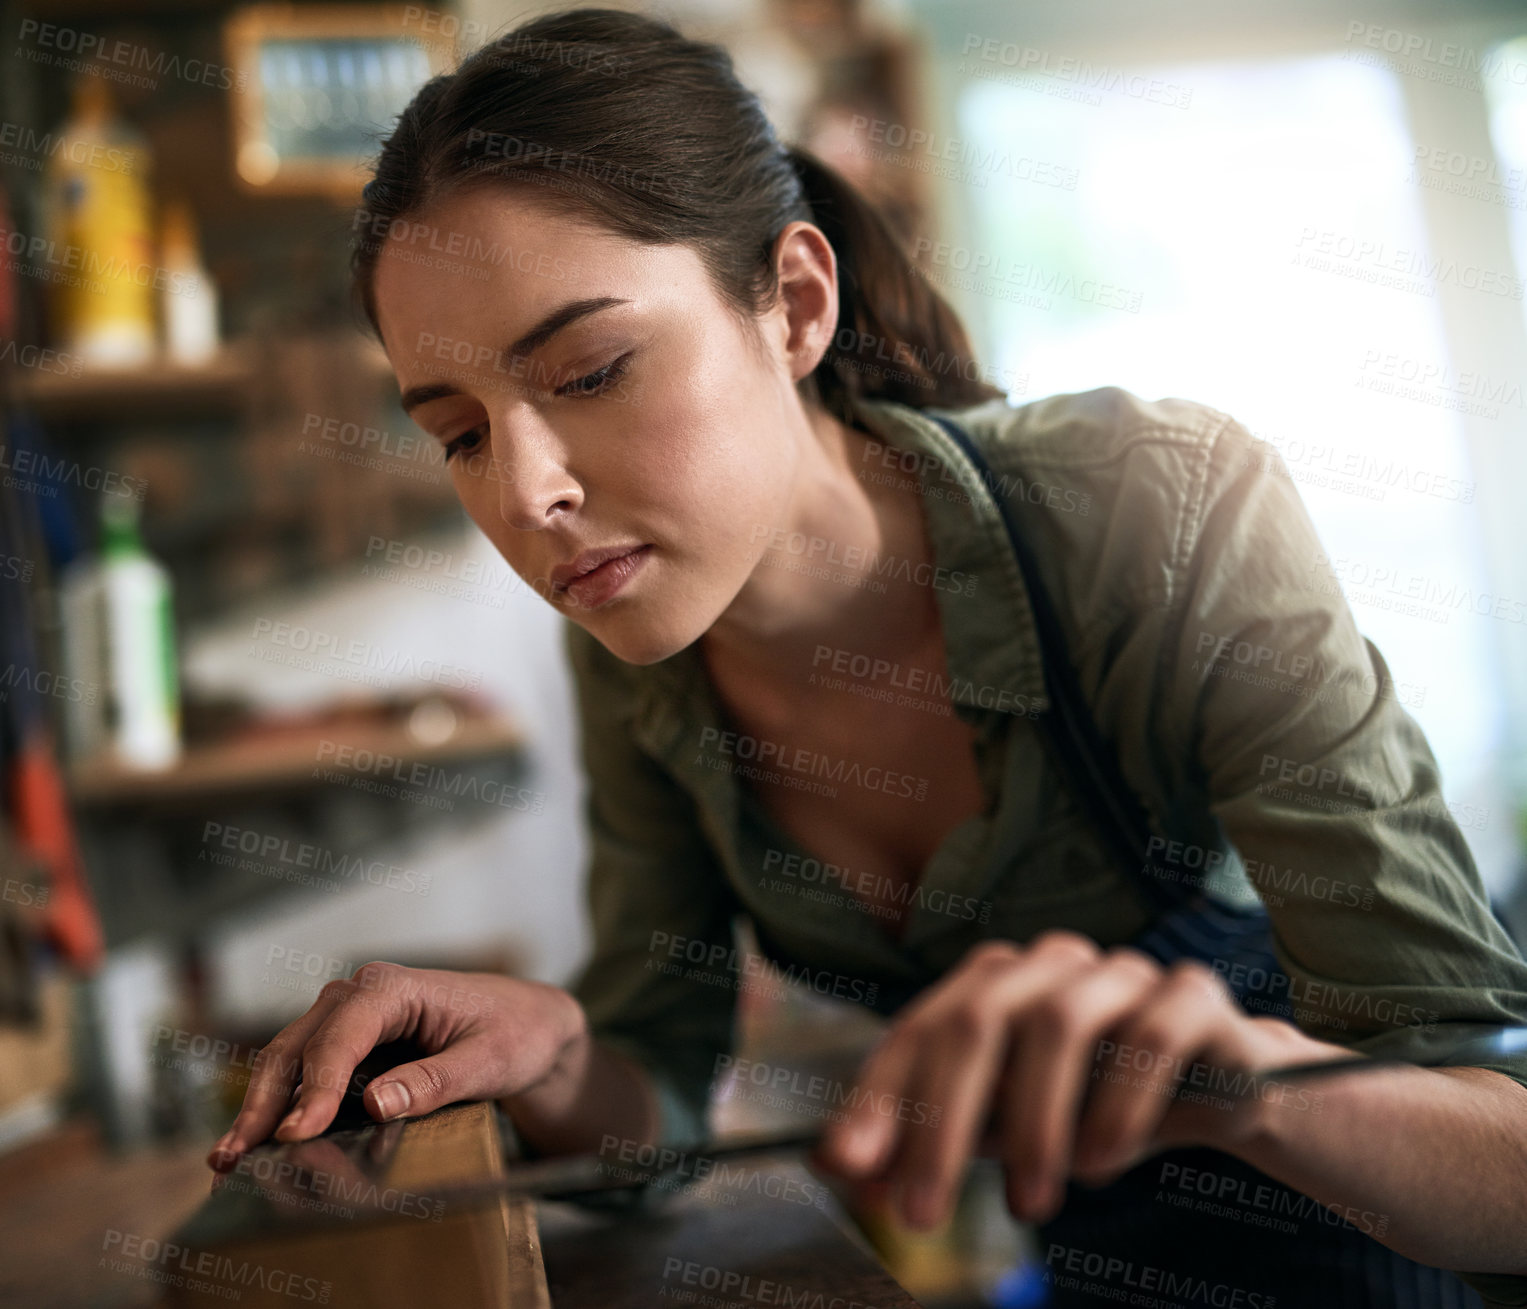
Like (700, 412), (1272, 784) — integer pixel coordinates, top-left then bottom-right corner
(955, 49), (1517, 890)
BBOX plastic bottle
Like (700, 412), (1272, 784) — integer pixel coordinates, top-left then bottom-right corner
(159, 200), (219, 365)
(41, 74), (156, 367)
(100, 496), (180, 768)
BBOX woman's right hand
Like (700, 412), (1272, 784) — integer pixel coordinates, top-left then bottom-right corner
(206, 960), (587, 1171)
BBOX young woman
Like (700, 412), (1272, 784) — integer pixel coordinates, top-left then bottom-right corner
(208, 9), (1527, 1305)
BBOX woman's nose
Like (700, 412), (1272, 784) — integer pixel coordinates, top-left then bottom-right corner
(490, 422), (581, 529)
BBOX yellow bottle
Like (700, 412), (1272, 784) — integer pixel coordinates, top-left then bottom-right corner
(42, 73), (156, 367)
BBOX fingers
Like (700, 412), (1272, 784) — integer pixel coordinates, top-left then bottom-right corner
(364, 1038), (506, 1123)
(280, 965), (410, 1142)
(893, 937), (1098, 1229)
(817, 1019), (924, 1180)
(999, 944), (1162, 1222)
(207, 961), (410, 1169)
(207, 989), (349, 1170)
(818, 934), (1105, 1231)
(808, 932), (1279, 1238)
(1070, 958), (1239, 1180)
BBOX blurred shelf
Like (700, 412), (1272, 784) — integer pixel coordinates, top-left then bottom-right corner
(9, 340), (394, 421)
(68, 712), (525, 809)
(10, 346), (257, 419)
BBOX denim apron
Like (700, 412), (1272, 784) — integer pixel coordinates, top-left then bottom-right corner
(923, 413), (1484, 1308)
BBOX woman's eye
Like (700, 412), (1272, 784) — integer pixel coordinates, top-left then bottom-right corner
(439, 354), (632, 462)
(443, 427), (486, 463)
(556, 352), (632, 399)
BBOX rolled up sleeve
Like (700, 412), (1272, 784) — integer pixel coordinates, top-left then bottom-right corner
(563, 622), (741, 1152)
(1158, 418), (1527, 1304)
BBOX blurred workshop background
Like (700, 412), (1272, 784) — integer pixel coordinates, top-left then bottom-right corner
(3, 0), (1527, 1305)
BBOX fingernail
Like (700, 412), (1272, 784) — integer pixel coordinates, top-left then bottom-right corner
(904, 1181), (939, 1229)
(372, 1081), (410, 1120)
(1025, 1177), (1055, 1222)
(278, 1108), (304, 1135)
(842, 1121), (879, 1166)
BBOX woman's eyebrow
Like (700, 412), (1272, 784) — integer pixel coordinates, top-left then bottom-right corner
(399, 295), (631, 413)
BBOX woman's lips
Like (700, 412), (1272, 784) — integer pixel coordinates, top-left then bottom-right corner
(561, 545), (652, 609)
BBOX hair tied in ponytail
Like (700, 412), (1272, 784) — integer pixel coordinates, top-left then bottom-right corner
(352, 8), (1005, 414)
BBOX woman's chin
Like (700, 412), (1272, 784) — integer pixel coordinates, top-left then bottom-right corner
(573, 610), (705, 667)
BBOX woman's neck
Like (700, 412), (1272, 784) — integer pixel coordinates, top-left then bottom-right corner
(700, 403), (942, 684)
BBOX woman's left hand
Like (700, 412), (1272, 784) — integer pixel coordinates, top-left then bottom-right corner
(812, 930), (1349, 1230)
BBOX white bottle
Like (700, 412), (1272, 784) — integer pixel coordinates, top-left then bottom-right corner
(98, 496), (181, 769)
(159, 200), (220, 366)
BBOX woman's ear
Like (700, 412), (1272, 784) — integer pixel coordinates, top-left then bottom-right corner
(771, 220), (840, 383)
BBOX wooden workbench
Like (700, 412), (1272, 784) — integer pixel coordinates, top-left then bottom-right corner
(538, 1153), (926, 1309)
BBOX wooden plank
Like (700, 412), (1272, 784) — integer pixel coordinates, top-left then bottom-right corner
(160, 1101), (549, 1308)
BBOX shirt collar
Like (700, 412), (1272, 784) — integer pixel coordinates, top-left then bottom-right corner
(627, 392), (1050, 762)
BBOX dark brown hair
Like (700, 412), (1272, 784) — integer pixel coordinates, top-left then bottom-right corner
(350, 6), (1005, 420)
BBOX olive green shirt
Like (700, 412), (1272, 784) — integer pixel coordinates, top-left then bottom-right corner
(562, 384), (1527, 1303)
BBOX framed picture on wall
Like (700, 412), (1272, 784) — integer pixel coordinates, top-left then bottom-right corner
(224, 4), (456, 197)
